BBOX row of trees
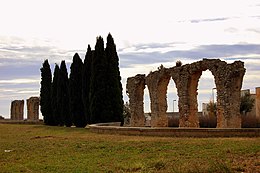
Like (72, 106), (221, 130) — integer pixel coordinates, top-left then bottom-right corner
(40, 34), (124, 127)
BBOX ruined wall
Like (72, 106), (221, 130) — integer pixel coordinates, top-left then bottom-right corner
(27, 97), (40, 120)
(170, 61), (206, 127)
(171, 59), (245, 128)
(212, 60), (245, 128)
(256, 87), (260, 121)
(126, 75), (146, 127)
(127, 59), (245, 128)
(10, 100), (24, 120)
(146, 67), (170, 127)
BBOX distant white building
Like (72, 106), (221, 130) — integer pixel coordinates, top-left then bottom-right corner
(202, 103), (209, 116)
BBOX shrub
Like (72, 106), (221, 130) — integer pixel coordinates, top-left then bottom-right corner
(242, 115), (259, 128)
(176, 60), (182, 67)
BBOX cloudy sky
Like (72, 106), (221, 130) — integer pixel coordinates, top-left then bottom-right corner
(0, 0), (260, 118)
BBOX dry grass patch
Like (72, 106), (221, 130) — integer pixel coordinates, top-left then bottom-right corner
(0, 124), (259, 172)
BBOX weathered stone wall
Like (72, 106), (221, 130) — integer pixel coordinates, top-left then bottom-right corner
(127, 59), (245, 128)
(256, 87), (260, 121)
(27, 97), (40, 120)
(10, 100), (24, 120)
(126, 74), (146, 127)
(146, 67), (170, 127)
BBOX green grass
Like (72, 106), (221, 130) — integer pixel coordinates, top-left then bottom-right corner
(0, 124), (259, 173)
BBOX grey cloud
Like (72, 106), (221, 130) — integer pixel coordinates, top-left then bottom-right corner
(246, 28), (260, 34)
(0, 36), (77, 63)
(0, 58), (41, 80)
(119, 43), (260, 68)
(224, 27), (239, 33)
(185, 44), (260, 57)
(190, 17), (230, 23)
(251, 15), (260, 19)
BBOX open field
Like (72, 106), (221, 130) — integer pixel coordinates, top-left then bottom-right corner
(0, 124), (259, 173)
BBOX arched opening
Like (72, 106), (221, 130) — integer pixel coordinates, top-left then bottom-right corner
(144, 87), (151, 126)
(197, 70), (217, 128)
(167, 79), (179, 127)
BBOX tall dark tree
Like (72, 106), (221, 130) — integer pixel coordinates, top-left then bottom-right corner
(51, 64), (60, 126)
(69, 53), (86, 127)
(57, 60), (72, 127)
(105, 33), (124, 124)
(40, 59), (52, 125)
(89, 36), (110, 123)
(82, 45), (93, 124)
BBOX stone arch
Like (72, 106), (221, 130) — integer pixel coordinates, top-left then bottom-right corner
(126, 59), (245, 128)
(205, 59), (245, 128)
(146, 67), (171, 127)
(170, 59), (245, 128)
(171, 62), (203, 127)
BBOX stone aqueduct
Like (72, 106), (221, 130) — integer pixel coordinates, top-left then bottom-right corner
(126, 59), (246, 128)
(10, 97), (40, 121)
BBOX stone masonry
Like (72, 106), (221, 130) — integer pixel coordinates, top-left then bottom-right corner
(146, 66), (171, 127)
(11, 100), (24, 120)
(126, 74), (146, 126)
(27, 97), (40, 120)
(256, 87), (260, 121)
(127, 59), (246, 128)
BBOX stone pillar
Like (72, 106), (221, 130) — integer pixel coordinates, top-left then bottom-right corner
(171, 62), (201, 128)
(10, 100), (24, 120)
(213, 61), (245, 128)
(27, 97), (40, 121)
(126, 74), (146, 127)
(146, 68), (170, 127)
(256, 87), (260, 122)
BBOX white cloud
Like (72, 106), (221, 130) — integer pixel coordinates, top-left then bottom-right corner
(0, 0), (260, 118)
(0, 78), (39, 85)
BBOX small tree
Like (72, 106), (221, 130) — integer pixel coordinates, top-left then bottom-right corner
(200, 100), (217, 128)
(123, 102), (131, 125)
(158, 64), (164, 71)
(207, 101), (217, 117)
(40, 59), (52, 125)
(240, 92), (255, 116)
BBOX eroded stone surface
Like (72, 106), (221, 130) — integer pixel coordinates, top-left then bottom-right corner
(11, 100), (24, 120)
(146, 67), (170, 127)
(127, 59), (246, 128)
(256, 88), (260, 122)
(27, 97), (40, 120)
(126, 74), (146, 127)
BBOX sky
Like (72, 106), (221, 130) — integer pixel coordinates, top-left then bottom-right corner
(0, 0), (260, 118)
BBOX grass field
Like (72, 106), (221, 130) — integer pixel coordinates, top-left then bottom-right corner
(0, 124), (259, 173)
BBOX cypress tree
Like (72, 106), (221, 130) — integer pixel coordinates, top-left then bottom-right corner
(40, 59), (52, 125)
(89, 36), (110, 123)
(69, 53), (86, 127)
(57, 60), (72, 127)
(51, 64), (60, 126)
(82, 45), (93, 124)
(105, 33), (124, 124)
